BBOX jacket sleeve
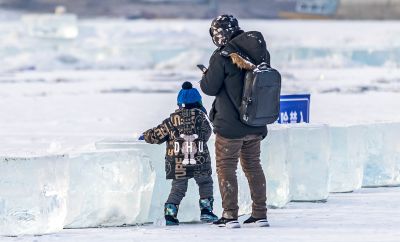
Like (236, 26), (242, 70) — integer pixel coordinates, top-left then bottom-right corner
(200, 52), (226, 96)
(143, 118), (170, 144)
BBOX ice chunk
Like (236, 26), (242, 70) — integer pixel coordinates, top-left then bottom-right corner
(363, 122), (400, 187)
(392, 123), (400, 184)
(286, 124), (331, 201)
(383, 122), (400, 185)
(96, 139), (222, 222)
(21, 14), (79, 39)
(261, 126), (290, 208)
(329, 125), (367, 192)
(65, 149), (155, 228)
(95, 140), (173, 221)
(0, 155), (69, 236)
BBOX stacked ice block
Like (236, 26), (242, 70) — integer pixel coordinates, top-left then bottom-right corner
(96, 139), (222, 222)
(0, 148), (156, 235)
(329, 125), (366, 192)
(2, 121), (400, 236)
(0, 155), (69, 236)
(363, 122), (400, 187)
(65, 149), (156, 228)
(261, 126), (290, 208)
(286, 124), (331, 202)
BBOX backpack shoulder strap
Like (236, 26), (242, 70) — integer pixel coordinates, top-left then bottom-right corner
(225, 81), (241, 113)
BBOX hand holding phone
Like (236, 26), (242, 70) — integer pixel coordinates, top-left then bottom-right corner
(197, 64), (208, 74)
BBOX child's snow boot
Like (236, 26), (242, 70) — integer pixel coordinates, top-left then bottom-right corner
(164, 203), (179, 226)
(199, 197), (218, 223)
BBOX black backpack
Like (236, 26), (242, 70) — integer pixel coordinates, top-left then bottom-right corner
(237, 63), (281, 127)
(221, 31), (281, 127)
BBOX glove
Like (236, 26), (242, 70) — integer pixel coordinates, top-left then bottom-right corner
(138, 134), (145, 141)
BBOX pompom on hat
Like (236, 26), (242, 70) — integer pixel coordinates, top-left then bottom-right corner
(177, 81), (202, 106)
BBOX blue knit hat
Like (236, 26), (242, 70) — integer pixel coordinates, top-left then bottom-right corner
(177, 82), (202, 106)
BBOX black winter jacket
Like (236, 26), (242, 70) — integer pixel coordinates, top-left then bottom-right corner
(200, 31), (270, 139)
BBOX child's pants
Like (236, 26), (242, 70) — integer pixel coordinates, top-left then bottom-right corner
(166, 176), (214, 205)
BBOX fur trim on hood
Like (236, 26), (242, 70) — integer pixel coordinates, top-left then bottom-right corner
(229, 53), (256, 70)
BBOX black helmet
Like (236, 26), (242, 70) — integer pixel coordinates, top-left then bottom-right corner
(209, 14), (240, 47)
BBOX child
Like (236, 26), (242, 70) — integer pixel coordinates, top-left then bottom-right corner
(140, 81), (218, 225)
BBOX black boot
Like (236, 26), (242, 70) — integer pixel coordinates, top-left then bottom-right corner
(199, 197), (218, 223)
(164, 203), (179, 226)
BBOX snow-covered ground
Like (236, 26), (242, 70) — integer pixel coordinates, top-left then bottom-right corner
(1, 187), (399, 242)
(0, 18), (400, 151)
(1, 19), (400, 155)
(1, 70), (399, 156)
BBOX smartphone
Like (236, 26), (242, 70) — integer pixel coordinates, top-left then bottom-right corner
(196, 64), (208, 74)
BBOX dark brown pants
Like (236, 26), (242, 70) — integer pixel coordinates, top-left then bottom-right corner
(215, 134), (267, 219)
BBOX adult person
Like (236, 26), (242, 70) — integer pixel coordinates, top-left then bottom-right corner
(200, 14), (270, 228)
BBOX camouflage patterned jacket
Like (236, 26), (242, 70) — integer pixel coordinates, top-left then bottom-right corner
(143, 108), (212, 180)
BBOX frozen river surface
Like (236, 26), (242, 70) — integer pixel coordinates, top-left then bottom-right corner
(2, 187), (400, 242)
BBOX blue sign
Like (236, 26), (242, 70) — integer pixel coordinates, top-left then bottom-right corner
(278, 94), (310, 124)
